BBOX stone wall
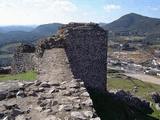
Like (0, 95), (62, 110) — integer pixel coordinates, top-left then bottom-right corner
(11, 44), (35, 73)
(12, 23), (108, 91)
(9, 23), (108, 119)
(63, 23), (107, 91)
(34, 23), (107, 91)
(12, 53), (35, 73)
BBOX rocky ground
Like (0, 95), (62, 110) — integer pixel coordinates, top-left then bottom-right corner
(0, 78), (99, 120)
(0, 48), (99, 120)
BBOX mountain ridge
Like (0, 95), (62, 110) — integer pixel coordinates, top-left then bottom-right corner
(0, 23), (63, 46)
(103, 13), (160, 36)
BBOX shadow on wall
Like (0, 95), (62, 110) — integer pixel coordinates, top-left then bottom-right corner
(89, 90), (158, 120)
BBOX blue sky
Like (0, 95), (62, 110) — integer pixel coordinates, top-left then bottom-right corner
(0, 0), (160, 25)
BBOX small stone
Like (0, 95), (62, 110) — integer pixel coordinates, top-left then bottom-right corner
(40, 82), (50, 88)
(62, 91), (71, 96)
(81, 92), (90, 97)
(40, 101), (48, 107)
(73, 103), (81, 109)
(60, 98), (71, 104)
(61, 81), (67, 85)
(34, 87), (45, 92)
(27, 91), (37, 97)
(11, 108), (24, 116)
(90, 117), (101, 120)
(69, 81), (80, 89)
(25, 82), (34, 87)
(43, 109), (52, 114)
(49, 87), (59, 94)
(83, 111), (93, 118)
(18, 82), (25, 88)
(75, 99), (81, 103)
(57, 86), (66, 90)
(59, 104), (73, 111)
(16, 90), (26, 98)
(0, 91), (7, 101)
(82, 99), (93, 107)
(80, 87), (86, 91)
(34, 80), (42, 86)
(48, 82), (60, 86)
(71, 111), (87, 120)
(43, 94), (54, 99)
(38, 94), (50, 100)
(80, 82), (85, 87)
(51, 100), (58, 106)
(69, 88), (79, 94)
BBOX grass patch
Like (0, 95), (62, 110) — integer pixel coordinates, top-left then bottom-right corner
(108, 72), (160, 119)
(108, 73), (160, 99)
(0, 70), (37, 81)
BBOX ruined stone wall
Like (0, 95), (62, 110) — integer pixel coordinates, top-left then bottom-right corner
(12, 23), (108, 91)
(34, 23), (107, 91)
(8, 23), (108, 120)
(63, 23), (107, 91)
(12, 53), (35, 73)
(11, 44), (35, 73)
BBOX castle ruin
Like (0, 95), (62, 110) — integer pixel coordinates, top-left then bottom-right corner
(37, 23), (107, 92)
(9, 23), (108, 120)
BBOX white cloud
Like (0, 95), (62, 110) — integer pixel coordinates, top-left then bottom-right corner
(0, 0), (78, 25)
(104, 4), (121, 13)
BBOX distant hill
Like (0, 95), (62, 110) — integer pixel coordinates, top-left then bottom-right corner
(0, 26), (36, 33)
(33, 23), (62, 36)
(0, 23), (63, 46)
(103, 13), (160, 36)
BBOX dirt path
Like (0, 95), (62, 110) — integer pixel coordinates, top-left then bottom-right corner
(125, 73), (160, 85)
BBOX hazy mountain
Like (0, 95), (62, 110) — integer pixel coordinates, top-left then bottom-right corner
(0, 25), (36, 33)
(33, 23), (62, 36)
(103, 13), (160, 36)
(0, 23), (63, 45)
